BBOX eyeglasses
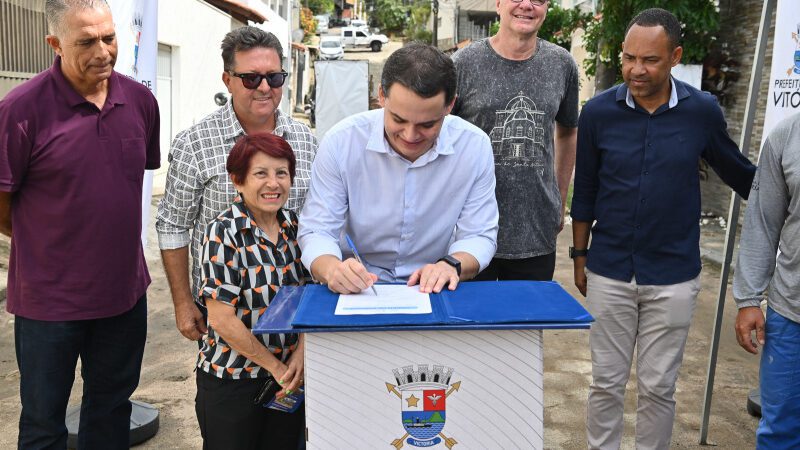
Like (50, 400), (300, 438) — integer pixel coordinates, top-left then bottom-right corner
(508, 0), (547, 5)
(229, 71), (288, 89)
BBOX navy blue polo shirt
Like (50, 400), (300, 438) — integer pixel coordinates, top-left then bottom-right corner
(571, 79), (755, 285)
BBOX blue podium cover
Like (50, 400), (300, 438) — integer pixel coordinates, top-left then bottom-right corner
(253, 281), (593, 334)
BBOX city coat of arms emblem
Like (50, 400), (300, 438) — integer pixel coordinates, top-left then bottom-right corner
(386, 365), (460, 449)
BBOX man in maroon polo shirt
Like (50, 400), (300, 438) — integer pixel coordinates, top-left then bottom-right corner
(0, 1), (159, 448)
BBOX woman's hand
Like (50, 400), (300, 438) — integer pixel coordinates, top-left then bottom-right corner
(276, 337), (305, 398)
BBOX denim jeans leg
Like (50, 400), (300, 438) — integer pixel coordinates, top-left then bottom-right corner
(757, 307), (800, 449)
(15, 316), (84, 450)
(77, 295), (148, 450)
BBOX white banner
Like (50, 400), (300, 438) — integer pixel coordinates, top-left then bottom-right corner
(108, 0), (158, 244)
(762, 0), (800, 155)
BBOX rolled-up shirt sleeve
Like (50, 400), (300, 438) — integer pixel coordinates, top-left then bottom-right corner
(448, 134), (498, 270)
(733, 136), (787, 309)
(297, 136), (346, 269)
(156, 131), (203, 249)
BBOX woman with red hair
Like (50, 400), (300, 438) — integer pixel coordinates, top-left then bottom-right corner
(194, 132), (308, 449)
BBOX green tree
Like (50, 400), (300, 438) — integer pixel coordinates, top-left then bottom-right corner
(407, 0), (432, 42)
(373, 0), (408, 33)
(299, 6), (317, 39)
(583, 0), (719, 88)
(304, 0), (334, 15)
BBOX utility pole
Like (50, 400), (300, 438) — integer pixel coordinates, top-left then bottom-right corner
(432, 0), (439, 47)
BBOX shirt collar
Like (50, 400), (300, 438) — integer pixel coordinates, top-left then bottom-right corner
(50, 56), (127, 108)
(223, 101), (287, 142)
(229, 196), (291, 233)
(220, 100), (247, 142)
(365, 109), (455, 163)
(619, 76), (683, 110)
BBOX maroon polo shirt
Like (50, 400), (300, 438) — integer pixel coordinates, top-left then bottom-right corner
(0, 57), (160, 321)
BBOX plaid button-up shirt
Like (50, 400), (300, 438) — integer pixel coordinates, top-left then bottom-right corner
(156, 101), (317, 295)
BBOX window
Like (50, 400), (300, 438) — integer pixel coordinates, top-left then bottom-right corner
(344, 31), (352, 37)
(0, 0), (51, 74)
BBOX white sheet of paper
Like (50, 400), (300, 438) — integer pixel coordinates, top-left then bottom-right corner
(334, 285), (432, 315)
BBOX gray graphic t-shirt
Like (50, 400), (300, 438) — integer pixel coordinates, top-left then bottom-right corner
(452, 38), (579, 258)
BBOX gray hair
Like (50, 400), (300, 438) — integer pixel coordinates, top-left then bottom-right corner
(46, 0), (110, 37)
(221, 26), (284, 72)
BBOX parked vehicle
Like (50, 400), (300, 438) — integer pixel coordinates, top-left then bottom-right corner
(318, 36), (344, 60)
(340, 26), (389, 52)
(350, 19), (367, 29)
(314, 15), (329, 34)
(328, 17), (348, 28)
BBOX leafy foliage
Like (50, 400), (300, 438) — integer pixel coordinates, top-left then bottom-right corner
(373, 0), (408, 33)
(304, 0), (334, 15)
(489, 3), (591, 51)
(407, 0), (432, 42)
(299, 7), (317, 40)
(583, 0), (720, 81)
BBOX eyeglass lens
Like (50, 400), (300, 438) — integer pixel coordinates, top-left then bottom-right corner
(237, 72), (287, 89)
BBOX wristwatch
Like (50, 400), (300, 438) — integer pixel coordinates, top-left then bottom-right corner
(569, 247), (588, 259)
(437, 255), (462, 276)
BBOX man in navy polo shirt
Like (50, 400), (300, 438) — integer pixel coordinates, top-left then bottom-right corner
(571, 8), (754, 449)
(0, 0), (159, 448)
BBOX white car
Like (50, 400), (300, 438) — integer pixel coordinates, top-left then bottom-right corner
(318, 36), (344, 60)
(340, 26), (389, 52)
(350, 19), (367, 29)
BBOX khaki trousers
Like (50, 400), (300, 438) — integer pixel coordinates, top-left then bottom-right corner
(585, 270), (701, 450)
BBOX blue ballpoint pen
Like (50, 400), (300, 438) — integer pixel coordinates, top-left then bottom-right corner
(344, 234), (379, 296)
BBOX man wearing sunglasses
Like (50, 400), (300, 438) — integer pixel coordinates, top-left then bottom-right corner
(156, 26), (317, 342)
(451, 0), (579, 282)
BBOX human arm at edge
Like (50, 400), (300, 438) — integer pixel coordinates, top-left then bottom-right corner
(162, 247), (207, 340)
(572, 220), (591, 297)
(555, 124), (577, 232)
(0, 192), (11, 237)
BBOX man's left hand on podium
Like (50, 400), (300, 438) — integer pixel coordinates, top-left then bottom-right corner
(408, 261), (459, 294)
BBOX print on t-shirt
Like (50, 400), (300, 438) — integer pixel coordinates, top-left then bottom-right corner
(489, 93), (545, 174)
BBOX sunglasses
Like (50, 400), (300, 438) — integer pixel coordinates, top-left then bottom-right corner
(229, 71), (288, 89)
(509, 0), (547, 4)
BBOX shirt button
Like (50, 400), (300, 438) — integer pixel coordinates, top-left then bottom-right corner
(641, 199), (646, 203)
(644, 171), (649, 175)
(636, 225), (641, 229)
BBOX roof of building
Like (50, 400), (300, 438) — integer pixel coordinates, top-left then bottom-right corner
(204, 0), (267, 23)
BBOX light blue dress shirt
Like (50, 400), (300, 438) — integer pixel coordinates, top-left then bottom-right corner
(298, 109), (499, 283)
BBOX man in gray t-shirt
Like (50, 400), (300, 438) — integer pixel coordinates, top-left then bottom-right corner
(452, 0), (578, 280)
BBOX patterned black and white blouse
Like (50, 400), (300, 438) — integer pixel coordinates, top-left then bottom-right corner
(197, 198), (309, 380)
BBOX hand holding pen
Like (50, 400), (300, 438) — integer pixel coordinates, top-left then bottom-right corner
(344, 234), (379, 296)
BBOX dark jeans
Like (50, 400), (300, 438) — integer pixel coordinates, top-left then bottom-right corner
(15, 295), (147, 450)
(472, 252), (557, 281)
(196, 370), (304, 450)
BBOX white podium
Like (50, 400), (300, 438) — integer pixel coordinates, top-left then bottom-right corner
(255, 281), (592, 449)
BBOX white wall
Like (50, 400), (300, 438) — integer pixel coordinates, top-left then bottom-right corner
(154, 0), (233, 192)
(158, 0), (232, 134)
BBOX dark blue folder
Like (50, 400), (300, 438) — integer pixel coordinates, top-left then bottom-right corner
(253, 281), (593, 334)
